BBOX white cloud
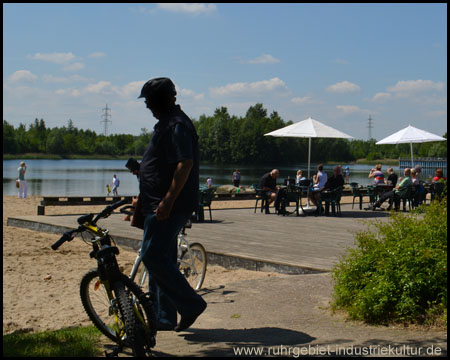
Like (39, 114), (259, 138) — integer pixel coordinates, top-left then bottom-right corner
(291, 96), (322, 105)
(387, 80), (445, 94)
(84, 81), (112, 94)
(326, 81), (360, 93)
(180, 88), (205, 101)
(371, 92), (391, 102)
(247, 54), (280, 64)
(88, 52), (107, 58)
(118, 80), (146, 98)
(210, 77), (289, 97)
(156, 3), (217, 15)
(8, 70), (38, 83)
(336, 105), (370, 114)
(27, 52), (76, 64)
(43, 74), (91, 83)
(62, 62), (85, 72)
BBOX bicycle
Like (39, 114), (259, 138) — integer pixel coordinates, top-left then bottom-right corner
(51, 199), (157, 357)
(127, 219), (208, 293)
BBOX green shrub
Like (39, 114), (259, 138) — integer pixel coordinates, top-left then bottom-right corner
(331, 198), (447, 326)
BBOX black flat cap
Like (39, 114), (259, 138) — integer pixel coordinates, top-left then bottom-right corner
(138, 77), (177, 99)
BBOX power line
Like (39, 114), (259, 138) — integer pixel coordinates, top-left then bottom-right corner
(100, 104), (112, 136)
(367, 115), (373, 140)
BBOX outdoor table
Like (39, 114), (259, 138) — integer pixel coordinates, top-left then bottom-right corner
(279, 185), (303, 216)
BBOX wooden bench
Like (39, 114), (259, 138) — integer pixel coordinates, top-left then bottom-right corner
(37, 196), (133, 215)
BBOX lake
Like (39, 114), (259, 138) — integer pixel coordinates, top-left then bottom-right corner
(3, 159), (406, 197)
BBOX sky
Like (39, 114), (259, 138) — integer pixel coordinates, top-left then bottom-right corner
(3, 3), (447, 140)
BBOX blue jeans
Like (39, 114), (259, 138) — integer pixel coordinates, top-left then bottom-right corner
(140, 212), (206, 327)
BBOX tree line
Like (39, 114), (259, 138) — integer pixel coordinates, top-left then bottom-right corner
(3, 103), (447, 164)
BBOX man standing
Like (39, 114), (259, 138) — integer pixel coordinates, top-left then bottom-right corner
(112, 174), (120, 196)
(137, 77), (206, 332)
(232, 169), (241, 188)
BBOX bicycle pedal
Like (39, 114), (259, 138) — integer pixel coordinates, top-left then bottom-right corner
(104, 344), (122, 357)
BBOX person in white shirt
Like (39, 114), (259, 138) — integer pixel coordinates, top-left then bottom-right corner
(308, 163), (328, 207)
(17, 161), (28, 198)
(112, 174), (120, 196)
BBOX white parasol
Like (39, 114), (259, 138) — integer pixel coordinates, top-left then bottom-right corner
(376, 125), (446, 167)
(264, 117), (354, 178)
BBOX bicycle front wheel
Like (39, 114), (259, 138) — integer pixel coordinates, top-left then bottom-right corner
(179, 242), (207, 290)
(80, 269), (157, 354)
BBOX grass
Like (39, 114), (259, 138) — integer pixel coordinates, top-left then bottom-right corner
(3, 325), (103, 357)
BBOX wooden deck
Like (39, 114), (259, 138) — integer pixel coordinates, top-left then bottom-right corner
(7, 203), (391, 273)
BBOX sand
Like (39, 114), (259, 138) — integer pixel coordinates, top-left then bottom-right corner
(3, 195), (280, 335)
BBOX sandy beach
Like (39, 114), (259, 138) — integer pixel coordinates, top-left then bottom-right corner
(3, 195), (279, 335)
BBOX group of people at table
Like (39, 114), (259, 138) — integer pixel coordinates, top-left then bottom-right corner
(259, 164), (346, 215)
(365, 165), (446, 211)
(259, 164), (446, 215)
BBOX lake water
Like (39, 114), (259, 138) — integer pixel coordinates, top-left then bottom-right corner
(2, 159), (408, 197)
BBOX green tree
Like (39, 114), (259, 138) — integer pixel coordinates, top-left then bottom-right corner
(3, 120), (18, 154)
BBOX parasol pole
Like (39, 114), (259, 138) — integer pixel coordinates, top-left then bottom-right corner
(305, 137), (312, 209)
(410, 142), (414, 168)
(308, 137), (311, 178)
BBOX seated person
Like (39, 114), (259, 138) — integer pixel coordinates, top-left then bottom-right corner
(433, 167), (447, 182)
(386, 167), (398, 187)
(366, 168), (413, 211)
(295, 170), (306, 185)
(259, 169), (280, 214)
(308, 164), (327, 207)
(411, 168), (419, 186)
(313, 165), (344, 214)
(369, 164), (385, 184)
(414, 165), (422, 181)
(410, 168), (426, 206)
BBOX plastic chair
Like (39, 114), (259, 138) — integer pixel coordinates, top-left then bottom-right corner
(321, 186), (344, 216)
(252, 184), (269, 213)
(431, 181), (446, 201)
(350, 182), (364, 210)
(393, 185), (414, 211)
(199, 187), (215, 221)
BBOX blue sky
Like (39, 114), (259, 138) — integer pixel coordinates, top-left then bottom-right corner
(3, 3), (447, 140)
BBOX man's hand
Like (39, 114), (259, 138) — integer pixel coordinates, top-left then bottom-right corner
(155, 197), (174, 221)
(154, 159), (193, 221)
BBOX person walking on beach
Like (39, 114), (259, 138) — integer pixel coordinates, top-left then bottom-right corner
(137, 77), (206, 332)
(106, 184), (111, 196)
(344, 166), (350, 184)
(112, 174), (120, 196)
(17, 161), (28, 198)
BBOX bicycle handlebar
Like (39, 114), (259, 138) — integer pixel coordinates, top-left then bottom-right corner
(92, 198), (131, 224)
(51, 229), (79, 250)
(51, 198), (131, 251)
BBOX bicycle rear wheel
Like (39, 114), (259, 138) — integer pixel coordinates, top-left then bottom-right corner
(179, 242), (207, 290)
(80, 269), (157, 354)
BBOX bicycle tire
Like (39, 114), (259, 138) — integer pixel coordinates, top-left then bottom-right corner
(179, 242), (207, 290)
(80, 269), (156, 354)
(113, 280), (148, 357)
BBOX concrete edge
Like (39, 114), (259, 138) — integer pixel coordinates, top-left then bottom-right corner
(7, 217), (328, 275)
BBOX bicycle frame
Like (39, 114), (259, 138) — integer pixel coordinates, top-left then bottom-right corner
(51, 199), (156, 356)
(129, 230), (203, 288)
